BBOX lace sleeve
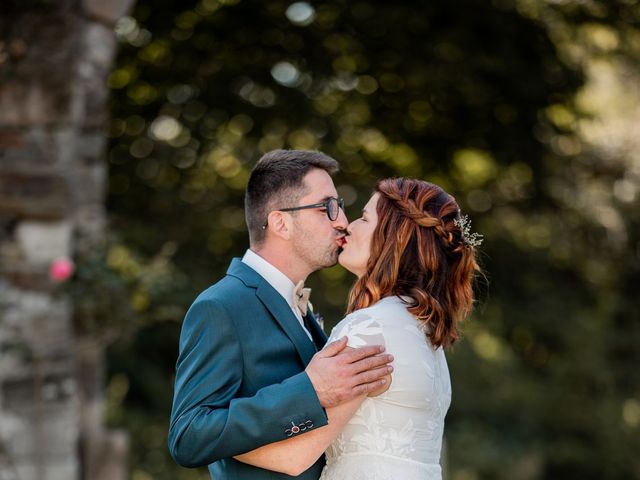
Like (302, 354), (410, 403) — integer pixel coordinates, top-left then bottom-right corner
(327, 311), (386, 349)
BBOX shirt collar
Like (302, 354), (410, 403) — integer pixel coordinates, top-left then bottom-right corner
(241, 249), (297, 311)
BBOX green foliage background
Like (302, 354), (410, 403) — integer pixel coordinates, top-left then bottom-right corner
(104, 1), (640, 479)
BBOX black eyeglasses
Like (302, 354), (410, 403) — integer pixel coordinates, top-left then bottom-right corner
(263, 197), (345, 229)
(280, 197), (345, 221)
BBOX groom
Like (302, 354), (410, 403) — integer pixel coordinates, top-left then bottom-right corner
(168, 150), (393, 479)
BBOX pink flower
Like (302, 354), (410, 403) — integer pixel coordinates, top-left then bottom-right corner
(49, 257), (75, 282)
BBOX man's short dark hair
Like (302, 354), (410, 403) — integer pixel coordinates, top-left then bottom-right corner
(245, 149), (339, 246)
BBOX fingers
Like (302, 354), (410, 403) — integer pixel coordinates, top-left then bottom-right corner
(352, 365), (393, 387)
(351, 377), (389, 397)
(349, 353), (394, 374)
(317, 336), (348, 358)
(342, 344), (386, 364)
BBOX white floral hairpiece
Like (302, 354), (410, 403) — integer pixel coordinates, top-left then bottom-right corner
(454, 214), (483, 248)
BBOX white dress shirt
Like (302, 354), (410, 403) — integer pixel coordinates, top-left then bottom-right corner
(242, 249), (312, 340)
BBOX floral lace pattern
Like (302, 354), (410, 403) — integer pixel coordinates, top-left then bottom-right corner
(321, 297), (451, 480)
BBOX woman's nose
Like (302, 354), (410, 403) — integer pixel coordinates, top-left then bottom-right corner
(345, 222), (356, 235)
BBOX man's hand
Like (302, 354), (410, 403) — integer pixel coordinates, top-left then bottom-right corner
(305, 336), (394, 408)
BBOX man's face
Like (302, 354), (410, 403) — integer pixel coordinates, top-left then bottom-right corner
(289, 169), (348, 272)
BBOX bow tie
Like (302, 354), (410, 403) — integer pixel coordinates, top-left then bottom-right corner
(293, 280), (312, 317)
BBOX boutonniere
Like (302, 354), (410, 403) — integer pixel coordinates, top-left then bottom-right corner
(313, 312), (325, 332)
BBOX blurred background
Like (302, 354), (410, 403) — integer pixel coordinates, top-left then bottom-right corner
(1, 0), (639, 479)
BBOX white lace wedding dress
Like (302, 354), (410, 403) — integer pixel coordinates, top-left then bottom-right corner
(320, 296), (451, 480)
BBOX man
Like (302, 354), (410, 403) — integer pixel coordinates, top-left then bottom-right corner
(168, 150), (393, 479)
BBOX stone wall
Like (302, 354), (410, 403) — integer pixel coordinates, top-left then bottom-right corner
(0, 1), (134, 479)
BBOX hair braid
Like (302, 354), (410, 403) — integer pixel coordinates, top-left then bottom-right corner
(380, 187), (458, 250)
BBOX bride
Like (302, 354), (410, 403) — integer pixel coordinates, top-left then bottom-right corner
(234, 177), (481, 479)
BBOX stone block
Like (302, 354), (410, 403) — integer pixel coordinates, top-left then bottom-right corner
(51, 127), (108, 167)
(78, 23), (116, 129)
(0, 453), (20, 480)
(76, 23), (118, 127)
(0, 130), (26, 152)
(0, 410), (22, 443)
(0, 127), (105, 171)
(0, 266), (54, 292)
(1, 290), (73, 359)
(0, 83), (76, 128)
(15, 221), (72, 265)
(82, 0), (135, 25)
(83, 23), (117, 71)
(0, 172), (72, 219)
(73, 204), (106, 242)
(69, 164), (107, 205)
(0, 13), (89, 128)
(81, 87), (109, 128)
(14, 460), (78, 480)
(0, 282), (32, 377)
(2, 376), (79, 480)
(0, 128), (57, 170)
(51, 128), (78, 167)
(75, 132), (107, 165)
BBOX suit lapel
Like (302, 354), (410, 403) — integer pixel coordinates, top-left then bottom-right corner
(227, 258), (318, 365)
(256, 283), (317, 365)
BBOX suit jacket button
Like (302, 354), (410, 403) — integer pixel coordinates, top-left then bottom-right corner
(291, 425), (300, 434)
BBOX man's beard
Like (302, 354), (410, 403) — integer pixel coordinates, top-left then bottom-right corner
(294, 238), (339, 272)
(313, 244), (340, 270)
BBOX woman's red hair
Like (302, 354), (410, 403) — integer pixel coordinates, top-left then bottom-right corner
(346, 178), (481, 348)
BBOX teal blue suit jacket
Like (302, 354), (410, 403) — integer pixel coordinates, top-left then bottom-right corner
(169, 258), (329, 479)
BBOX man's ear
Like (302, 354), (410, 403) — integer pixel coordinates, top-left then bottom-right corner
(265, 210), (292, 240)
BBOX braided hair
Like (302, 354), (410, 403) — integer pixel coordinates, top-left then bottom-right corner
(346, 178), (481, 348)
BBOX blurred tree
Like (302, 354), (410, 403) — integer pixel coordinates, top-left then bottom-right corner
(0, 1), (136, 479)
(106, 0), (640, 479)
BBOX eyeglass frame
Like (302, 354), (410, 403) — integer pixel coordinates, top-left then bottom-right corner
(262, 197), (345, 229)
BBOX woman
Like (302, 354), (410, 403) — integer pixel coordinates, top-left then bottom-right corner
(235, 178), (481, 479)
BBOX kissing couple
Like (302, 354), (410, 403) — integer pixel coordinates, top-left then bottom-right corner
(169, 149), (481, 479)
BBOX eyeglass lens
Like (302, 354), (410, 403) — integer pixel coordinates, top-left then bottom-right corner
(327, 197), (344, 221)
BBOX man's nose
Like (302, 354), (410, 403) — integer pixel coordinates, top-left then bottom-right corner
(332, 205), (348, 230)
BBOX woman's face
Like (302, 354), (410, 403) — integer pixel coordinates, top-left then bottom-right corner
(339, 193), (379, 277)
